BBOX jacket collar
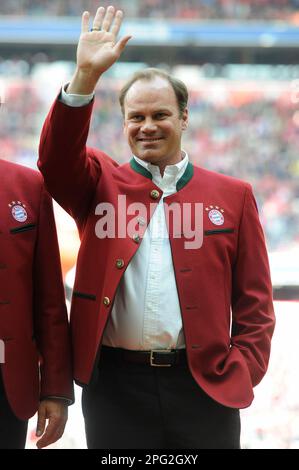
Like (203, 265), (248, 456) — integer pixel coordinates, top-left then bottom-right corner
(130, 154), (194, 192)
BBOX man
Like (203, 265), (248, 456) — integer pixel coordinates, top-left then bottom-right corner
(0, 158), (74, 449)
(38, 6), (275, 449)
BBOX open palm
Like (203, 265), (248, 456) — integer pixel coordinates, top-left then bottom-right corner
(77, 6), (131, 76)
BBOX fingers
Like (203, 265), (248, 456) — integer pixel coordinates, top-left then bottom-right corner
(36, 416), (67, 449)
(101, 5), (115, 32)
(36, 405), (46, 438)
(114, 35), (132, 56)
(35, 400), (68, 449)
(92, 6), (105, 30)
(81, 11), (90, 33)
(90, 6), (125, 37)
(111, 10), (124, 37)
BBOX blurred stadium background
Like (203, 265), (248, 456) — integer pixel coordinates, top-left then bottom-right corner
(0, 0), (299, 449)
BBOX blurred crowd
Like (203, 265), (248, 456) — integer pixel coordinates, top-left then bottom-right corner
(1, 0), (299, 22)
(0, 59), (298, 252)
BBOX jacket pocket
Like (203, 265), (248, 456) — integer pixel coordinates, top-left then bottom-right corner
(73, 291), (97, 301)
(10, 223), (36, 234)
(204, 228), (234, 236)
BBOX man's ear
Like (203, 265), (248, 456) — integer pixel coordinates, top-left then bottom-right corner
(181, 108), (188, 131)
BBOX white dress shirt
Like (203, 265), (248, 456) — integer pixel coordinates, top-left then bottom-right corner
(60, 87), (187, 351)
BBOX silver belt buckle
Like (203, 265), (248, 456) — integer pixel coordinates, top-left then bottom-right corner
(150, 349), (172, 367)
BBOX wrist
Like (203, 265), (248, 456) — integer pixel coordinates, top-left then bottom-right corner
(67, 67), (101, 95)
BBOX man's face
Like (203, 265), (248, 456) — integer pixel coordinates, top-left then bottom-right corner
(123, 77), (188, 170)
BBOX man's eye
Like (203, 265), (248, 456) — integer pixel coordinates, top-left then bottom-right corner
(156, 113), (167, 119)
(130, 115), (143, 121)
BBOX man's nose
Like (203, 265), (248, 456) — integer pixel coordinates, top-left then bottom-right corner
(140, 119), (157, 132)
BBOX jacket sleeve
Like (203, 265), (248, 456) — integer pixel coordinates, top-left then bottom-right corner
(33, 183), (74, 403)
(231, 184), (275, 387)
(38, 94), (101, 222)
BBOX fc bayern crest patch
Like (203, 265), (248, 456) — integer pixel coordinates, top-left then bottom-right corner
(9, 201), (28, 223)
(206, 205), (225, 226)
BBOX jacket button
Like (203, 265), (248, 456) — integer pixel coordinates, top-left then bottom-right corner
(116, 259), (125, 269)
(103, 297), (110, 307)
(0, 263), (7, 269)
(150, 189), (160, 200)
(133, 234), (141, 244)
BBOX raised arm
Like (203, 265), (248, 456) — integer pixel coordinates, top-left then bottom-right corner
(38, 6), (131, 222)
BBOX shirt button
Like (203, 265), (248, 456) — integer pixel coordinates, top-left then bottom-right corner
(133, 234), (141, 244)
(150, 189), (160, 200)
(116, 259), (125, 269)
(0, 263), (7, 269)
(103, 297), (110, 307)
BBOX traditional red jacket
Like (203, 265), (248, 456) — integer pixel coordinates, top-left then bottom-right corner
(38, 97), (275, 409)
(0, 159), (73, 420)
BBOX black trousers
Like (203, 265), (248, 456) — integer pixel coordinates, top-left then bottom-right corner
(82, 352), (241, 449)
(0, 370), (28, 449)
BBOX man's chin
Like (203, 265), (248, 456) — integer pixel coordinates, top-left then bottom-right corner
(135, 152), (161, 163)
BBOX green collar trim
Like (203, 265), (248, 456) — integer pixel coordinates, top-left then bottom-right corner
(130, 158), (152, 180)
(176, 162), (194, 191)
(130, 158), (194, 191)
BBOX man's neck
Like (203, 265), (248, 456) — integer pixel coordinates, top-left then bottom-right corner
(135, 152), (186, 177)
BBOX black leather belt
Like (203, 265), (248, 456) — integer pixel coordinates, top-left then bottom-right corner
(100, 345), (187, 367)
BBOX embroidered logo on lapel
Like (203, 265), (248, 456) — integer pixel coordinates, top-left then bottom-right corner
(205, 205), (225, 226)
(8, 201), (28, 223)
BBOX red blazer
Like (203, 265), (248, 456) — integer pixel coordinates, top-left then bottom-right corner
(0, 159), (74, 420)
(38, 97), (275, 409)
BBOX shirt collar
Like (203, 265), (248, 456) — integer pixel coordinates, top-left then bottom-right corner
(133, 151), (189, 185)
(130, 151), (194, 193)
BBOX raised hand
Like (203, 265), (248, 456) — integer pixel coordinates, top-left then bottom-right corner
(68, 5), (131, 94)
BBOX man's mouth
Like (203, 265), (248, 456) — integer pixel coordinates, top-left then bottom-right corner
(137, 137), (164, 142)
